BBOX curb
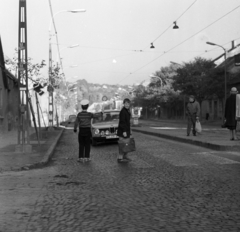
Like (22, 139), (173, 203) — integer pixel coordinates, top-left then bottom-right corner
(132, 128), (240, 151)
(19, 129), (64, 171)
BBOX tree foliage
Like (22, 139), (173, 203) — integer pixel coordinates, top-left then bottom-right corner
(172, 57), (216, 103)
(149, 63), (178, 89)
(5, 49), (46, 85)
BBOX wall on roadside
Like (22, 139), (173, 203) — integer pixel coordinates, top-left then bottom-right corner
(0, 69), (19, 133)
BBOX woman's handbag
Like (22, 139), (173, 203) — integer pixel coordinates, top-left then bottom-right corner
(118, 138), (136, 153)
(195, 120), (202, 133)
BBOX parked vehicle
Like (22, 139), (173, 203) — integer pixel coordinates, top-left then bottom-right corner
(68, 115), (77, 124)
(60, 114), (76, 126)
(91, 110), (120, 146)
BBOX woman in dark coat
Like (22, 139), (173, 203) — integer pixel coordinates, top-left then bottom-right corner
(117, 98), (132, 162)
(225, 87), (238, 140)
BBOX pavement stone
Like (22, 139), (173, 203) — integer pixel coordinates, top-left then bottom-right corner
(0, 119), (239, 173)
(8, 130), (237, 231)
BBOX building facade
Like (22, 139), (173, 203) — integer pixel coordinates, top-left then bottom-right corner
(201, 42), (240, 121)
(0, 37), (19, 133)
(0, 68), (19, 133)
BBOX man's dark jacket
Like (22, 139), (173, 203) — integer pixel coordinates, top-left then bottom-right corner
(117, 107), (131, 138)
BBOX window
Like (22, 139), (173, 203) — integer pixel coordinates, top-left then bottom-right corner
(92, 111), (120, 124)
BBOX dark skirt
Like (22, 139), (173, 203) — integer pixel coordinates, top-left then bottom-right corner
(227, 120), (237, 130)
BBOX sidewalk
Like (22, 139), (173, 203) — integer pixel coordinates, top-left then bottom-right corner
(0, 128), (63, 172)
(132, 119), (240, 151)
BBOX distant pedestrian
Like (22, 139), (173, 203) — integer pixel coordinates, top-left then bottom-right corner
(117, 98), (132, 162)
(186, 95), (201, 136)
(225, 87), (238, 140)
(74, 99), (93, 162)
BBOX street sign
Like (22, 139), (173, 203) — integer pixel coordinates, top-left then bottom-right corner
(102, 96), (108, 101)
(47, 85), (54, 92)
(18, 63), (25, 72)
(18, 42), (25, 50)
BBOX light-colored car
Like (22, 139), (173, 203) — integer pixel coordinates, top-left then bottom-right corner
(60, 114), (76, 127)
(91, 110), (120, 146)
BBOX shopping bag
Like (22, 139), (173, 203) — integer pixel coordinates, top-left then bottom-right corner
(195, 121), (202, 133)
(118, 138), (136, 153)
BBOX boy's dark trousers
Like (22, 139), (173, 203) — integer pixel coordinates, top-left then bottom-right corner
(78, 128), (91, 158)
(187, 114), (197, 135)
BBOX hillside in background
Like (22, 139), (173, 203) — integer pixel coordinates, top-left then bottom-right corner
(67, 79), (133, 104)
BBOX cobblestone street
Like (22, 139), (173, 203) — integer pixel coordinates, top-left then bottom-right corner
(1, 130), (240, 232)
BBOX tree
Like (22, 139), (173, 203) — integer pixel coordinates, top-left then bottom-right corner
(204, 67), (225, 99)
(132, 84), (160, 116)
(172, 57), (216, 104)
(149, 63), (178, 90)
(49, 63), (64, 89)
(5, 49), (47, 85)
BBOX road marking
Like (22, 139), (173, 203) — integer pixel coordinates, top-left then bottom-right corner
(152, 153), (198, 167)
(129, 155), (154, 169)
(150, 127), (225, 131)
(151, 152), (240, 167)
(191, 152), (240, 165)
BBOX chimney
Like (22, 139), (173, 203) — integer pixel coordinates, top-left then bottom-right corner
(232, 40), (235, 49)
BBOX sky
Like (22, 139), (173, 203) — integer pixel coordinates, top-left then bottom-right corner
(1, 0), (240, 86)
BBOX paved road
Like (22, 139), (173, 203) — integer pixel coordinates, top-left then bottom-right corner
(1, 130), (240, 232)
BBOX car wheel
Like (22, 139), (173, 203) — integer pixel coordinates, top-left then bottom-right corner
(92, 139), (97, 146)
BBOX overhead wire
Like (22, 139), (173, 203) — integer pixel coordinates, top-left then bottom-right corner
(198, 36), (240, 57)
(67, 51), (140, 66)
(48, 0), (64, 77)
(144, 0), (198, 50)
(118, 4), (240, 84)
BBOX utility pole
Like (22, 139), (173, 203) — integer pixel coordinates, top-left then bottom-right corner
(48, 41), (54, 130)
(16, 0), (32, 152)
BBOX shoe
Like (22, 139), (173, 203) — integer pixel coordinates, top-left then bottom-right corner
(124, 157), (132, 161)
(85, 158), (91, 162)
(193, 133), (196, 136)
(187, 134), (190, 136)
(77, 158), (84, 162)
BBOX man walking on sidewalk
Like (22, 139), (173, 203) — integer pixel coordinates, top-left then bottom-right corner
(186, 95), (200, 136)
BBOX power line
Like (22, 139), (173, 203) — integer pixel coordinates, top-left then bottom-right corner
(48, 0), (64, 76)
(118, 4), (240, 84)
(70, 52), (139, 66)
(198, 36), (240, 57)
(146, 0), (197, 48)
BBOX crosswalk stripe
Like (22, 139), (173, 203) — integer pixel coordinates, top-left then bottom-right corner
(191, 152), (240, 165)
(152, 153), (198, 167)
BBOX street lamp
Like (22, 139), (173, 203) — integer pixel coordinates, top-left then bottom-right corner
(56, 44), (79, 62)
(206, 41), (227, 122)
(149, 74), (163, 90)
(49, 9), (85, 72)
(48, 9), (85, 130)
